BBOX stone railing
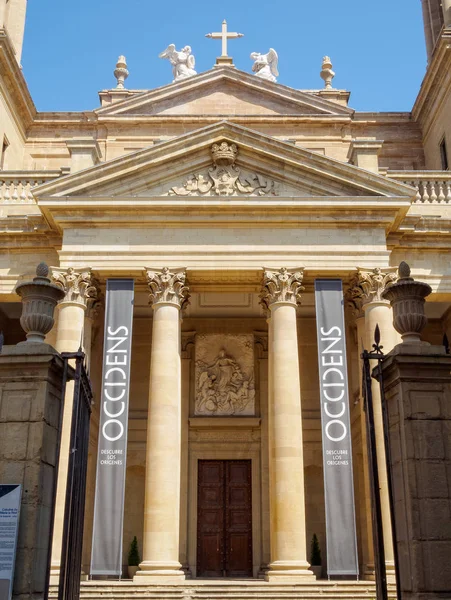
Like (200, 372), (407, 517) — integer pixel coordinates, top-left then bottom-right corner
(387, 171), (451, 204)
(0, 171), (63, 203)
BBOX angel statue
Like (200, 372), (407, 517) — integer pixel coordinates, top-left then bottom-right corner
(250, 48), (279, 83)
(159, 44), (197, 83)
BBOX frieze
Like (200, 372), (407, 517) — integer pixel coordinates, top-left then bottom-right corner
(195, 333), (255, 416)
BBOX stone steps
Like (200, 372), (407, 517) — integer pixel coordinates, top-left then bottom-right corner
(50, 581), (397, 600)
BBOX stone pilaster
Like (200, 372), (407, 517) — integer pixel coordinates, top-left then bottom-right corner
(135, 268), (189, 583)
(179, 331), (195, 576)
(443, 0), (451, 28)
(260, 268), (314, 582)
(48, 266), (99, 583)
(84, 294), (103, 370)
(254, 331), (270, 575)
(349, 267), (398, 582)
(345, 285), (374, 578)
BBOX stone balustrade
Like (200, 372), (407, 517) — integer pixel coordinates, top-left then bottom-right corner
(387, 171), (451, 204)
(0, 171), (63, 203)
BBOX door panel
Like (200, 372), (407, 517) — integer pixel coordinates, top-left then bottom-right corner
(225, 461), (252, 577)
(197, 461), (224, 577)
(197, 460), (252, 578)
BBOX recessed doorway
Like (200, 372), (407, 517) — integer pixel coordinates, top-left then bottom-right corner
(196, 460), (252, 577)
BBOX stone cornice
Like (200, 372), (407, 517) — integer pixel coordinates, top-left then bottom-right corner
(32, 121), (415, 200)
(412, 30), (451, 131)
(0, 29), (36, 131)
(94, 67), (355, 118)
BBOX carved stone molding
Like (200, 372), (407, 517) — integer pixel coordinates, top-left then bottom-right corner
(350, 268), (398, 307)
(145, 267), (190, 309)
(51, 266), (99, 307)
(259, 267), (304, 311)
(168, 142), (276, 197)
(181, 331), (196, 359)
(345, 281), (365, 319)
(254, 330), (268, 359)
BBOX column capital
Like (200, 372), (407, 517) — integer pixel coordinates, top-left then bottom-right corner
(349, 268), (398, 308)
(51, 267), (99, 308)
(259, 267), (304, 312)
(145, 267), (190, 310)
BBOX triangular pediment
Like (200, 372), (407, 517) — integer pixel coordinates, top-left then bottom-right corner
(95, 68), (354, 118)
(34, 121), (415, 209)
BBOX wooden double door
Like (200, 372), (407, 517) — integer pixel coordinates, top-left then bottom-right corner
(197, 460), (253, 578)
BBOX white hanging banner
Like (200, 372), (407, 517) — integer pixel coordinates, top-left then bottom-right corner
(0, 484), (22, 600)
(315, 279), (359, 577)
(91, 279), (134, 576)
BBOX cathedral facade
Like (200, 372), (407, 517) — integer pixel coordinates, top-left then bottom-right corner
(1, 0), (451, 585)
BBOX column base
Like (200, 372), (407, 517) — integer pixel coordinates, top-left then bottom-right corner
(265, 560), (315, 583)
(134, 561), (185, 584)
(49, 564), (60, 586)
(363, 562), (376, 581)
(386, 560), (396, 585)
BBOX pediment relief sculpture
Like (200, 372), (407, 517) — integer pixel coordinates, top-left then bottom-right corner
(195, 334), (255, 416)
(168, 141), (277, 197)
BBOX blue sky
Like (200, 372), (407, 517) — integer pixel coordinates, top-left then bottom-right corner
(21, 0), (426, 113)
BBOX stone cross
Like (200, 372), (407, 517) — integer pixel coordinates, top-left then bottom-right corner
(205, 19), (244, 66)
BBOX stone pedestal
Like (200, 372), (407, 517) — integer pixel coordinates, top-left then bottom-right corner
(348, 140), (384, 173)
(378, 344), (451, 600)
(0, 343), (71, 600)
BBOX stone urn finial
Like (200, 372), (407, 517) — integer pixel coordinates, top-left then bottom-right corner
(320, 56), (335, 90)
(114, 55), (129, 89)
(16, 263), (65, 343)
(381, 262), (432, 344)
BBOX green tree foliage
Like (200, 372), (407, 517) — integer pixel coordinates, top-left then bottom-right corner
(128, 536), (140, 566)
(310, 533), (321, 566)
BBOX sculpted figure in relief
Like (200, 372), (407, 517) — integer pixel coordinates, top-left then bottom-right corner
(196, 349), (255, 416)
(159, 44), (197, 82)
(250, 48), (279, 83)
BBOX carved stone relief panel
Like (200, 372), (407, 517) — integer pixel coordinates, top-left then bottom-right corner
(195, 333), (255, 416)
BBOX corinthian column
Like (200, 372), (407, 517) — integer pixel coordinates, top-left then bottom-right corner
(260, 268), (314, 582)
(135, 268), (189, 583)
(350, 267), (398, 582)
(49, 267), (98, 583)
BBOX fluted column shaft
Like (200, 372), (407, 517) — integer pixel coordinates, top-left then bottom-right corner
(49, 267), (98, 583)
(261, 268), (314, 582)
(351, 268), (398, 583)
(136, 268), (189, 583)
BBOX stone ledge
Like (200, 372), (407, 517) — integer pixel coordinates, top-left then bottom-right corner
(189, 417), (261, 429)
